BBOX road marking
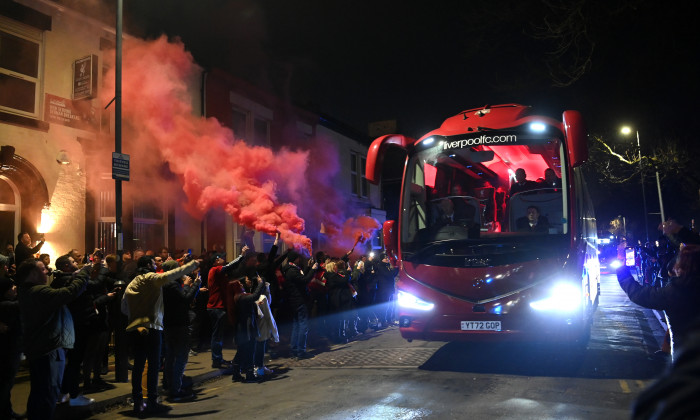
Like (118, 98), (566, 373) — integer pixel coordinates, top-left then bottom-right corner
(619, 380), (631, 393)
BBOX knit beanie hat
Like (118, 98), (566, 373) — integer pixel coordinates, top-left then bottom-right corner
(162, 260), (179, 272)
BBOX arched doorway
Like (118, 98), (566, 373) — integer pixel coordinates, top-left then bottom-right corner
(0, 175), (21, 249)
(0, 145), (50, 245)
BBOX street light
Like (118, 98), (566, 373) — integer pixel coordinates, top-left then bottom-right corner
(620, 127), (666, 242)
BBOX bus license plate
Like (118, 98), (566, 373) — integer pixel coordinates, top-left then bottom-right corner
(461, 321), (501, 331)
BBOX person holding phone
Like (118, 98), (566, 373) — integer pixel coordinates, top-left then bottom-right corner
(14, 232), (45, 266)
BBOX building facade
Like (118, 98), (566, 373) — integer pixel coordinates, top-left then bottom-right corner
(1, 0), (383, 265)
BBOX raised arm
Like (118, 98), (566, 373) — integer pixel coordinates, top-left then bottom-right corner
(221, 245), (249, 276)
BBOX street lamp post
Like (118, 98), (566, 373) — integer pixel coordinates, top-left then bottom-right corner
(621, 126), (649, 242)
(621, 127), (667, 242)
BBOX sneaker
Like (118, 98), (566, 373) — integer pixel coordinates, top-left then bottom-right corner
(243, 370), (259, 383)
(144, 401), (172, 414)
(231, 364), (244, 382)
(168, 390), (195, 402)
(296, 351), (312, 360)
(189, 349), (198, 357)
(212, 360), (233, 369)
(92, 378), (110, 390)
(262, 366), (274, 375)
(57, 393), (70, 404)
(69, 395), (95, 407)
(256, 367), (265, 377)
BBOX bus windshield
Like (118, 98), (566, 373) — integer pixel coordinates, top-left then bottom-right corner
(401, 131), (569, 265)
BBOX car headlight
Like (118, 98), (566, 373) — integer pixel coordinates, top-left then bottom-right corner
(397, 290), (435, 311)
(609, 259), (623, 269)
(529, 282), (581, 312)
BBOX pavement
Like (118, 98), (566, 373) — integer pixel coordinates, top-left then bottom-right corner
(10, 344), (255, 418)
(9, 329), (389, 419)
(9, 263), (670, 418)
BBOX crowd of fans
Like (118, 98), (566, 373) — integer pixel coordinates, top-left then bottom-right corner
(0, 231), (398, 419)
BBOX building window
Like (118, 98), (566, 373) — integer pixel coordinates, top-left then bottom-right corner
(0, 17), (43, 118)
(133, 200), (167, 252)
(350, 152), (369, 198)
(232, 108), (247, 142)
(231, 107), (270, 147)
(253, 117), (269, 147)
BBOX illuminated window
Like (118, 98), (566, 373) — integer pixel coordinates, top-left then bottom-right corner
(0, 16), (43, 118)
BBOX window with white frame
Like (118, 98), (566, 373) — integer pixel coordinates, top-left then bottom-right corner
(350, 152), (369, 198)
(0, 16), (43, 118)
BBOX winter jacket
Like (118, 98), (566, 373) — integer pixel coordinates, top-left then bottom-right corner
(207, 255), (244, 310)
(617, 265), (700, 349)
(231, 278), (265, 343)
(14, 240), (44, 266)
(326, 271), (353, 313)
(0, 287), (21, 359)
(121, 260), (200, 332)
(163, 277), (198, 328)
(18, 269), (88, 359)
(374, 261), (398, 293)
(281, 262), (318, 308)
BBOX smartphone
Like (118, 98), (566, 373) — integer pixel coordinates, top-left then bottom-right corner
(625, 247), (636, 267)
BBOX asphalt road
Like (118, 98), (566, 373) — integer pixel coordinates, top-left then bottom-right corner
(89, 269), (667, 419)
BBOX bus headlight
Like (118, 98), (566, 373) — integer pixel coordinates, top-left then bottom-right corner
(397, 290), (435, 311)
(529, 282), (581, 312)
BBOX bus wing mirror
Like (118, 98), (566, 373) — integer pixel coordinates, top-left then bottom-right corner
(563, 110), (588, 167)
(366, 134), (413, 184)
(383, 220), (398, 264)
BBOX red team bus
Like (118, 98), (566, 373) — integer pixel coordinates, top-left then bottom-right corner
(366, 104), (599, 343)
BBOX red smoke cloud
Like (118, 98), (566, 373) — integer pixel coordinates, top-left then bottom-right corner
(101, 36), (379, 253)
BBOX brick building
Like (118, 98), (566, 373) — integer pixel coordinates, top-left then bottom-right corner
(1, 0), (383, 264)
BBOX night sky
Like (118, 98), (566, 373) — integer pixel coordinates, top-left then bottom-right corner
(121, 0), (699, 139)
(116, 0), (699, 235)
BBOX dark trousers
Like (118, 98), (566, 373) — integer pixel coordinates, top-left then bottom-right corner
(233, 338), (256, 372)
(83, 330), (108, 385)
(27, 348), (65, 420)
(254, 339), (266, 368)
(207, 308), (227, 363)
(61, 328), (87, 397)
(164, 326), (190, 394)
(290, 304), (309, 354)
(0, 350), (21, 418)
(130, 329), (162, 404)
(376, 287), (395, 324)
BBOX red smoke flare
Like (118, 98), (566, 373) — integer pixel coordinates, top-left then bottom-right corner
(101, 36), (311, 250)
(101, 36), (380, 254)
